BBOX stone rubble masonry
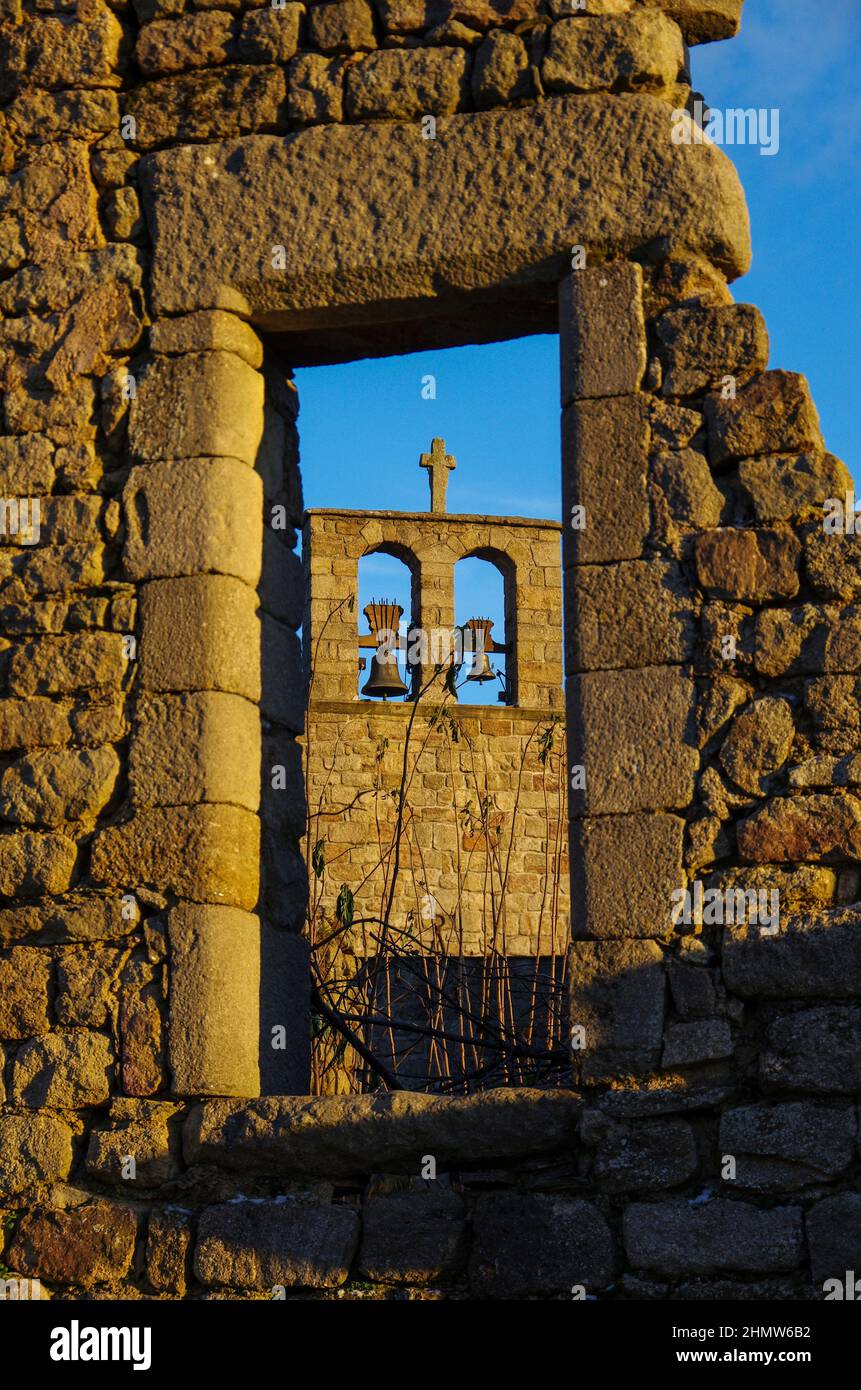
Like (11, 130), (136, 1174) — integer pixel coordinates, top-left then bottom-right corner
(2, 0), (859, 1305)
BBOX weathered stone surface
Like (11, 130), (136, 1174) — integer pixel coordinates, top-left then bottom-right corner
(650, 447), (724, 529)
(737, 793), (861, 863)
(718, 696), (794, 795)
(788, 751), (861, 789)
(22, 2), (125, 90)
(469, 1194), (615, 1297)
(86, 1099), (181, 1187)
(7, 1200), (138, 1288)
(0, 831), (77, 897)
(472, 29), (531, 107)
(568, 939), (665, 1080)
(0, 1112), (74, 1197)
(662, 1017), (732, 1065)
(139, 575), (260, 701)
(543, 12), (683, 97)
(56, 946), (124, 1028)
(0, 946), (50, 1038)
(640, 0), (742, 45)
(803, 526), (861, 601)
(623, 1199), (803, 1275)
(124, 457), (263, 585)
(667, 955), (717, 1017)
(0, 746), (120, 827)
(570, 813), (685, 938)
(308, 0), (377, 51)
(91, 806), (259, 910)
(11, 1030), (114, 1107)
(0, 896), (134, 949)
(129, 692), (260, 812)
(345, 46), (470, 120)
(120, 960), (167, 1099)
(695, 527), (800, 601)
(706, 371), (823, 466)
(7, 634), (127, 696)
(287, 53), (345, 123)
(559, 263), (646, 403)
(755, 604), (829, 678)
(195, 1199), (359, 1289)
(239, 6), (303, 63)
(591, 1118), (697, 1191)
(562, 395), (650, 564)
(656, 303), (767, 397)
(806, 675), (861, 738)
(723, 908), (861, 999)
(149, 310), (263, 367)
(125, 66), (287, 149)
(135, 12), (237, 76)
(129, 351), (264, 468)
(184, 1090), (582, 1176)
(168, 903), (260, 1096)
(649, 399), (704, 451)
(141, 95), (751, 323)
(565, 559), (694, 672)
(760, 1006), (861, 1094)
(719, 1103), (855, 1191)
(568, 667), (699, 814)
(358, 1188), (468, 1283)
(806, 1194), (861, 1285)
(0, 434), (55, 494)
(146, 1209), (192, 1295)
(739, 452), (852, 524)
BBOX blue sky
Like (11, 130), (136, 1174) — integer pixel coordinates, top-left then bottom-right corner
(296, 0), (861, 696)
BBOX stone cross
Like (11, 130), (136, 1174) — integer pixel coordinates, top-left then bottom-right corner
(419, 437), (456, 513)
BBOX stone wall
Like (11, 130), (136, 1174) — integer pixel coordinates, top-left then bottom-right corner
(1, 0), (859, 1303)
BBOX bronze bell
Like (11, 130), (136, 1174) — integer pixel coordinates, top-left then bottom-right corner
(465, 617), (496, 683)
(361, 599), (409, 700)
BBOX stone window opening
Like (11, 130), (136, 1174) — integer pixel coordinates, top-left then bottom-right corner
(356, 546), (419, 702)
(454, 550), (516, 707)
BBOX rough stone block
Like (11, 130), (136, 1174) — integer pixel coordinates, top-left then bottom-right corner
(139, 575), (260, 700)
(135, 12), (237, 76)
(639, 0), (742, 44)
(695, 527), (800, 601)
(723, 908), (861, 999)
(760, 1006), (861, 1094)
(0, 1112), (74, 1198)
(168, 903), (260, 1096)
(124, 457), (263, 586)
(591, 1117), (697, 1191)
(358, 1188), (468, 1284)
(287, 53), (345, 124)
(7, 1201), (137, 1288)
(261, 614), (304, 731)
(0, 946), (51, 1039)
(650, 447), (724, 533)
(656, 303), (767, 398)
(0, 831), (78, 897)
(91, 805), (260, 911)
(140, 95), (751, 323)
(129, 691), (260, 812)
(129, 351), (264, 468)
(706, 371), (823, 466)
(739, 452), (851, 524)
(55, 946), (124, 1029)
(568, 939), (665, 1080)
(543, 12), (684, 97)
(24, 3), (125, 90)
(718, 695), (794, 795)
(7, 633), (127, 696)
(570, 813), (685, 939)
(125, 66), (288, 149)
(239, 6), (303, 63)
(345, 47), (470, 120)
(86, 1098), (181, 1187)
(567, 666), (699, 814)
(623, 1199), (803, 1275)
(803, 526), (861, 601)
(0, 434), (55, 494)
(806, 1194), (861, 1286)
(469, 1194), (615, 1297)
(737, 793), (861, 864)
(472, 30), (531, 108)
(11, 1030), (114, 1108)
(719, 1102), (855, 1191)
(307, 0), (377, 52)
(194, 1199), (359, 1289)
(565, 558), (695, 672)
(0, 698), (71, 754)
(0, 746), (120, 827)
(662, 1017), (732, 1065)
(149, 310), (264, 367)
(146, 1209), (193, 1295)
(562, 394), (650, 564)
(558, 263), (646, 403)
(259, 928), (311, 1095)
